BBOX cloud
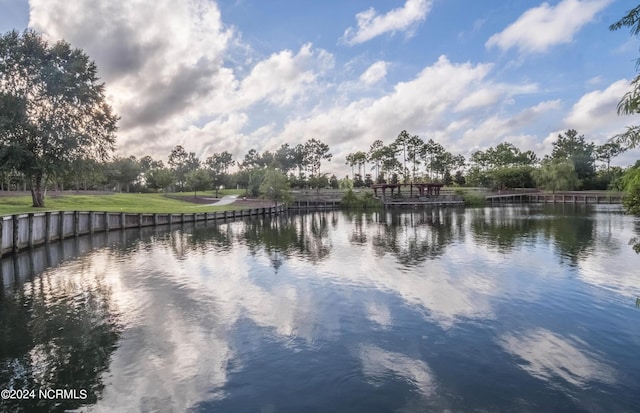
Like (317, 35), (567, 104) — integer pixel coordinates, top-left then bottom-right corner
(269, 55), (547, 175)
(499, 328), (616, 388)
(28, 0), (235, 132)
(360, 345), (435, 397)
(27, 0), (334, 161)
(459, 100), (561, 151)
(564, 79), (631, 135)
(341, 0), (432, 45)
(237, 44), (334, 107)
(486, 0), (612, 54)
(359, 61), (388, 85)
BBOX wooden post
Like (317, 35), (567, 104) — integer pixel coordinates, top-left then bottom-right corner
(213, 211), (218, 221)
(181, 213), (185, 223)
(105, 212), (110, 232)
(74, 211), (79, 237)
(153, 214), (158, 226)
(59, 212), (65, 240)
(139, 213), (143, 228)
(120, 212), (126, 229)
(12, 215), (19, 253)
(28, 213), (34, 248)
(89, 211), (95, 234)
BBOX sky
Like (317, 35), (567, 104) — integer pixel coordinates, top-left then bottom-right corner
(1, 0), (640, 175)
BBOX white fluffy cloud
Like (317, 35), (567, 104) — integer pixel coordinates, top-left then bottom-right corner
(359, 61), (388, 85)
(27, 0), (334, 160)
(564, 79), (631, 135)
(486, 0), (612, 53)
(273, 56), (546, 172)
(342, 0), (432, 45)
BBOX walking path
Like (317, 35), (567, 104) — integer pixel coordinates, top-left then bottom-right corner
(205, 195), (238, 206)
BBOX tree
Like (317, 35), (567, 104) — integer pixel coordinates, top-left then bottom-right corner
(259, 168), (291, 209)
(304, 138), (332, 176)
(185, 168), (211, 198)
(107, 156), (140, 192)
(352, 151), (368, 178)
(274, 144), (295, 174)
(596, 142), (625, 171)
(0, 30), (118, 207)
(345, 153), (356, 178)
(551, 129), (596, 187)
(368, 139), (385, 180)
(406, 134), (424, 182)
(610, 5), (640, 148)
(168, 145), (199, 191)
(533, 159), (580, 192)
(146, 168), (174, 193)
(393, 130), (410, 182)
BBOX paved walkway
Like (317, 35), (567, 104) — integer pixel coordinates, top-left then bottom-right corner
(205, 195), (238, 206)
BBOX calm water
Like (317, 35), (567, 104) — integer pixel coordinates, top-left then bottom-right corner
(1, 204), (639, 412)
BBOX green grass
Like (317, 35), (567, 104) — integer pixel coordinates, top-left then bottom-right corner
(0, 193), (243, 216)
(454, 189), (486, 207)
(170, 188), (245, 198)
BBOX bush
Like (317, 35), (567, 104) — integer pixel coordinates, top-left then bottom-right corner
(341, 190), (381, 209)
(455, 188), (486, 207)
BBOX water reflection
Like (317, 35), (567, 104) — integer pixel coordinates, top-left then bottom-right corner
(499, 328), (616, 388)
(0, 206), (638, 412)
(0, 255), (121, 412)
(359, 345), (435, 397)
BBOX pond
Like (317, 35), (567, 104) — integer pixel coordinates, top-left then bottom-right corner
(1, 204), (639, 412)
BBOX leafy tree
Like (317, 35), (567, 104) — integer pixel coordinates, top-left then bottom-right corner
(0, 30), (118, 207)
(393, 130), (411, 182)
(345, 152), (357, 178)
(595, 142), (625, 171)
(292, 143), (309, 178)
(139, 155), (164, 172)
(107, 156), (140, 192)
(329, 174), (339, 189)
(380, 144), (401, 179)
(406, 134), (424, 182)
(185, 168), (211, 198)
(491, 166), (535, 189)
(420, 139), (445, 179)
(258, 150), (275, 168)
(304, 138), (332, 176)
(146, 168), (174, 193)
(368, 139), (385, 180)
(533, 159), (580, 192)
(168, 145), (199, 191)
(259, 168), (291, 208)
(550, 129), (596, 187)
(610, 5), (640, 148)
(242, 148), (260, 169)
(274, 144), (296, 174)
(64, 157), (105, 191)
(352, 151), (368, 178)
(618, 162), (640, 215)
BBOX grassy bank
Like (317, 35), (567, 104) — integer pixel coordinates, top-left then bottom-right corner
(341, 190), (382, 209)
(0, 193), (243, 216)
(454, 189), (486, 207)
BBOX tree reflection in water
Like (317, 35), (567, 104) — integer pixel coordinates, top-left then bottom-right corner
(0, 252), (121, 413)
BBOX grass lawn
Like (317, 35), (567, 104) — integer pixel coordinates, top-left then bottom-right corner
(0, 193), (243, 216)
(170, 188), (245, 198)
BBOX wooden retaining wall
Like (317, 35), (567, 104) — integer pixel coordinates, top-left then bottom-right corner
(486, 192), (623, 204)
(0, 206), (284, 257)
